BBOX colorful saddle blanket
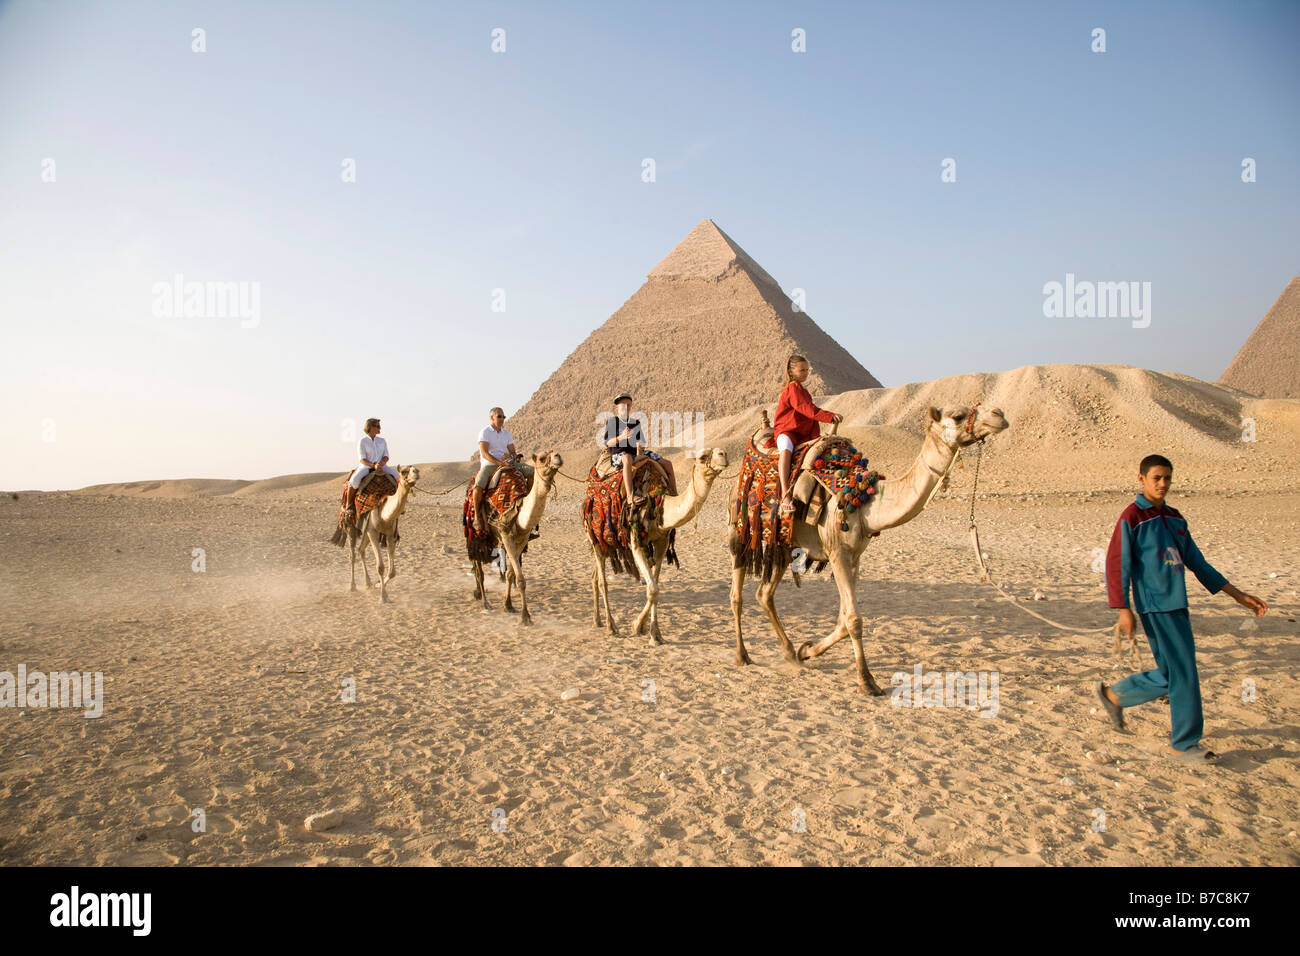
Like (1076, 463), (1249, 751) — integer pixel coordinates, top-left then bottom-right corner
(730, 439), (810, 580)
(581, 458), (677, 579)
(462, 466), (534, 562)
(730, 437), (884, 582)
(336, 470), (398, 529)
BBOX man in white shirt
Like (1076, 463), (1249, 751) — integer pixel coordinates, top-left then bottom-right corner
(346, 418), (401, 517)
(473, 407), (534, 532)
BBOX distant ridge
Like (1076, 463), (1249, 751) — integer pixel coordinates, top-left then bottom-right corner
(66, 364), (1300, 497)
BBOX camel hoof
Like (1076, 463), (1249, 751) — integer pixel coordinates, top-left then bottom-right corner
(735, 653), (752, 667)
(796, 640), (815, 661)
(859, 682), (886, 697)
(520, 615), (533, 626)
(505, 602), (517, 613)
(649, 634), (664, 647)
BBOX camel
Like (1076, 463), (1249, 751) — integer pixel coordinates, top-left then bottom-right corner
(729, 404), (1009, 693)
(345, 465), (420, 603)
(469, 451), (563, 625)
(587, 448), (729, 644)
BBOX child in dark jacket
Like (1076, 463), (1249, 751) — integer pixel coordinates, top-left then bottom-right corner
(1097, 454), (1266, 763)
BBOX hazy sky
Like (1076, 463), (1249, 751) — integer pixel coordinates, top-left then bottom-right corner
(3, 0), (1297, 489)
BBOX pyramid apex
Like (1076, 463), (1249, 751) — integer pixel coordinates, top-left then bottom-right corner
(648, 220), (781, 288)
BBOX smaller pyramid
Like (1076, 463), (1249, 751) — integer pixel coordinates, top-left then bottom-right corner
(1219, 278), (1300, 399)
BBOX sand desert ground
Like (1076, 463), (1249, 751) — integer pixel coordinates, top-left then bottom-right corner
(2, 367), (1298, 866)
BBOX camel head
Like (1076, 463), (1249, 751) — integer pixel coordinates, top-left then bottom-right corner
(694, 447), (728, 478)
(398, 464), (421, 488)
(530, 451), (563, 488)
(927, 403), (1008, 450)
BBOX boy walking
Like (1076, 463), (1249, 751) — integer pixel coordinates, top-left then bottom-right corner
(1097, 454), (1267, 763)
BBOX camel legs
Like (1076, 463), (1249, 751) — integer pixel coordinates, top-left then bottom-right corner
(357, 522), (375, 590)
(502, 540), (530, 625)
(631, 537), (667, 645)
(471, 559), (490, 610)
(591, 547), (617, 636)
(730, 565), (752, 666)
(503, 563), (517, 613)
(349, 534), (358, 592)
(755, 555), (800, 664)
(379, 533), (396, 604)
(799, 552), (881, 694)
(369, 529), (389, 603)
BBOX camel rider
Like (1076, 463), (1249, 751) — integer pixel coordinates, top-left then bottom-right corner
(474, 407), (534, 533)
(775, 355), (841, 515)
(346, 418), (401, 519)
(605, 391), (676, 508)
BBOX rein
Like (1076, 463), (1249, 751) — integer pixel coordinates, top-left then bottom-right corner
(964, 436), (1119, 635)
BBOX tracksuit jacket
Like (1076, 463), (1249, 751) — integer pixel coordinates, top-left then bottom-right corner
(1106, 493), (1228, 613)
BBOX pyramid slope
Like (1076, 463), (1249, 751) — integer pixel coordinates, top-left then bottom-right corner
(506, 221), (880, 451)
(1219, 277), (1300, 399)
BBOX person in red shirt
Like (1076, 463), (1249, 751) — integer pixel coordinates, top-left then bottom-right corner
(773, 354), (841, 514)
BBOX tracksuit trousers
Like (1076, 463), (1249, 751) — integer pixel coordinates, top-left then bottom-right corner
(1111, 608), (1203, 751)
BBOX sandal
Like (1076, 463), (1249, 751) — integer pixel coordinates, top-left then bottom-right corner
(1166, 745), (1218, 764)
(779, 495), (795, 516)
(1095, 681), (1126, 731)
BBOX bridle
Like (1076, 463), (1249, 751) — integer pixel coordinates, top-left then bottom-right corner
(926, 402), (983, 477)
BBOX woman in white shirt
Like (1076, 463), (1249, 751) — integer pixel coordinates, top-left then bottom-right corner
(346, 418), (401, 515)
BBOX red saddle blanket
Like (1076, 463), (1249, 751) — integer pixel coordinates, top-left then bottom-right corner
(462, 467), (533, 551)
(336, 471), (398, 528)
(580, 458), (676, 578)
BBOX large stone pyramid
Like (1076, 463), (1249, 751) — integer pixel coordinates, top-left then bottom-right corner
(1219, 277), (1300, 399)
(506, 220), (882, 452)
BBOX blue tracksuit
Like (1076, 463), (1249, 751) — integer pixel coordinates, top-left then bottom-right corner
(1105, 493), (1228, 750)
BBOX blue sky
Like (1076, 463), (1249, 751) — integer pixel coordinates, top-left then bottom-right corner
(2, 0), (1297, 488)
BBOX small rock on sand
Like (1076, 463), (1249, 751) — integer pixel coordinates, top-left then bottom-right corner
(560, 687), (581, 701)
(305, 810), (343, 832)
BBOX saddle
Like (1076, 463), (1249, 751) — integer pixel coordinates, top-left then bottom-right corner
(581, 453), (678, 579)
(330, 469), (399, 546)
(462, 465), (537, 563)
(730, 418), (882, 582)
(483, 458), (535, 492)
(748, 426), (851, 516)
(591, 447), (668, 484)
